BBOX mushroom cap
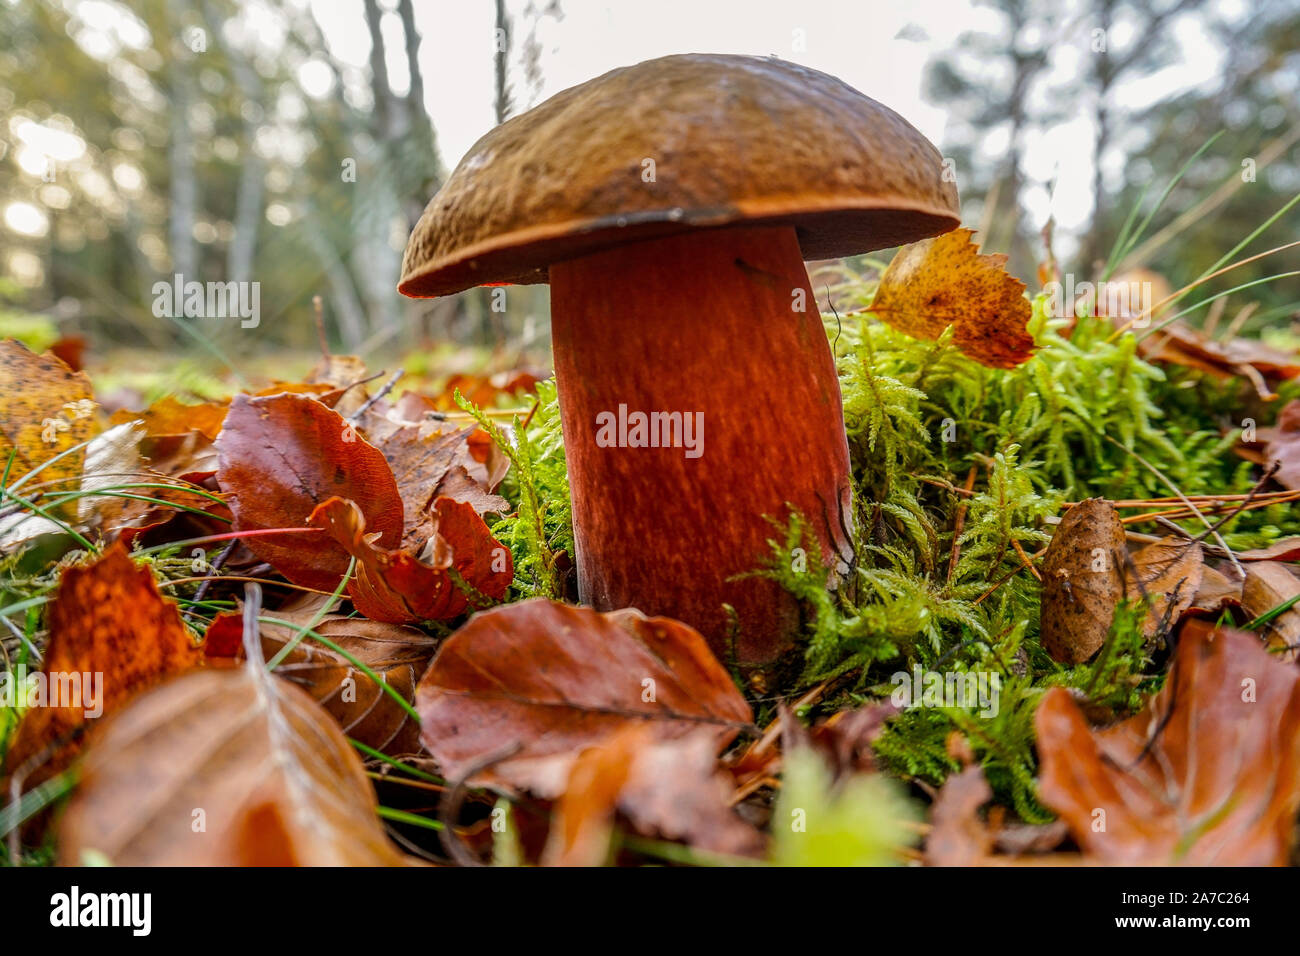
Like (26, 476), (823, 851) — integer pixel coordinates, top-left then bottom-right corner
(399, 53), (960, 298)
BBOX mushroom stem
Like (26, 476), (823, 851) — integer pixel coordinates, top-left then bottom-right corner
(550, 224), (855, 665)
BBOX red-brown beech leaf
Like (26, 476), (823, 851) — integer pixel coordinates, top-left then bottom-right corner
(1036, 621), (1300, 865)
(416, 599), (753, 797)
(309, 495), (512, 624)
(216, 393), (403, 590)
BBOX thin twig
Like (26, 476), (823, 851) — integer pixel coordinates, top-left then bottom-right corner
(1102, 435), (1244, 579)
(348, 369), (405, 422)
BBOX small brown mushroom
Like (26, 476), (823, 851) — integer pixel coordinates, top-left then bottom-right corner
(399, 53), (959, 664)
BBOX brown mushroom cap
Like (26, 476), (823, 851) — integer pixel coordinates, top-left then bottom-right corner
(399, 53), (960, 297)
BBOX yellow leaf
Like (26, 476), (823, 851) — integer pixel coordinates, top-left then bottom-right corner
(0, 339), (97, 510)
(870, 228), (1035, 369)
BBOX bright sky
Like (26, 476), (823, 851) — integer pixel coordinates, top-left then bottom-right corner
(306, 0), (1233, 258)
(3, 0), (1240, 271)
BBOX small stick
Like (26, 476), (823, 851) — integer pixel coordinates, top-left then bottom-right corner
(313, 295), (330, 360)
(1102, 435), (1244, 579)
(185, 539), (239, 622)
(1011, 539), (1042, 582)
(348, 369), (405, 422)
(946, 466), (978, 585)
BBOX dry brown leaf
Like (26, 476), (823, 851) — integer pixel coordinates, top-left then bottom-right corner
(306, 354), (370, 417)
(543, 725), (645, 866)
(0, 339), (97, 506)
(807, 700), (898, 778)
(1261, 399), (1300, 489)
(416, 598), (753, 797)
(57, 659), (412, 866)
(203, 598), (436, 754)
(1036, 621), (1300, 864)
(615, 729), (763, 857)
(1141, 322), (1300, 401)
(1189, 563), (1243, 615)
(1125, 537), (1203, 642)
(542, 724), (761, 865)
(1241, 561), (1300, 663)
(361, 411), (510, 528)
(2, 543), (203, 786)
(870, 227), (1034, 368)
(1238, 537), (1300, 562)
(1040, 498), (1126, 663)
(924, 765), (993, 867)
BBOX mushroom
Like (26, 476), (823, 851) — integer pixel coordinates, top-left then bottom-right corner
(399, 53), (959, 665)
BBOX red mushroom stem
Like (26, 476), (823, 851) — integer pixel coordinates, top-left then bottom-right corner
(550, 224), (855, 665)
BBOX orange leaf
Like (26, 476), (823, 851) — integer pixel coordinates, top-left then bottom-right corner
(1036, 622), (1300, 864)
(109, 395), (229, 442)
(870, 227), (1034, 368)
(309, 495), (512, 624)
(2, 543), (203, 786)
(215, 393), (403, 590)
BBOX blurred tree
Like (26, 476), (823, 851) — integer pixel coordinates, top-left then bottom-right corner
(923, 0), (1053, 279)
(1101, 0), (1300, 328)
(1075, 0), (1207, 272)
(0, 0), (448, 365)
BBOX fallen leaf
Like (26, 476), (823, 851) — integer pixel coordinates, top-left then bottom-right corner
(216, 392), (404, 590)
(1125, 537), (1203, 642)
(870, 228), (1034, 368)
(1, 543), (203, 785)
(1261, 399), (1300, 489)
(1189, 563), (1243, 614)
(49, 335), (85, 372)
(108, 395), (229, 442)
(924, 765), (993, 866)
(616, 729), (763, 857)
(57, 657), (412, 865)
(362, 416), (509, 528)
(542, 725), (644, 866)
(0, 339), (97, 508)
(542, 725), (762, 864)
(434, 369), (541, 411)
(309, 495), (512, 624)
(1040, 499), (1126, 663)
(1036, 621), (1300, 864)
(1141, 322), (1300, 401)
(1238, 537), (1300, 562)
(306, 354), (370, 417)
(807, 699), (899, 778)
(1241, 561), (1300, 663)
(204, 599), (436, 754)
(415, 598), (752, 796)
